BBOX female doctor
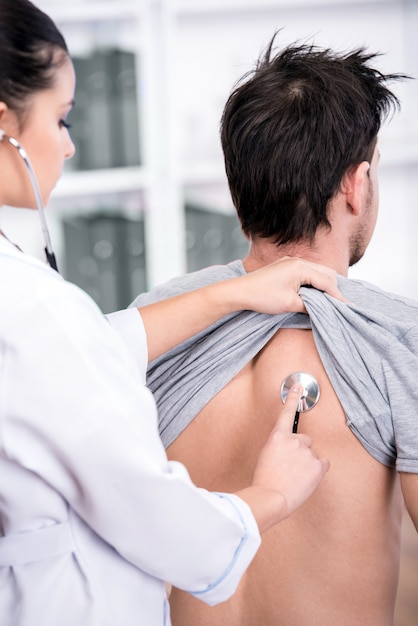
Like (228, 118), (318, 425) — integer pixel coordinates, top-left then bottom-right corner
(0, 1), (336, 624)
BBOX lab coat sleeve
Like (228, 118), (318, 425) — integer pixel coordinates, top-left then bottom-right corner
(106, 308), (148, 383)
(1, 278), (261, 605)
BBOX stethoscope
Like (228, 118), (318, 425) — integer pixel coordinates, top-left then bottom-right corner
(0, 128), (59, 271)
(281, 372), (320, 433)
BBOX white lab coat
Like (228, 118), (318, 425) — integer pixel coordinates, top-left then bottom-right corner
(0, 236), (261, 626)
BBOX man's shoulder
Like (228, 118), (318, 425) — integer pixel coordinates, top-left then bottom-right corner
(339, 276), (418, 317)
(130, 260), (245, 307)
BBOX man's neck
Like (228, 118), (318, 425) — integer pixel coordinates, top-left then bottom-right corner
(243, 236), (349, 276)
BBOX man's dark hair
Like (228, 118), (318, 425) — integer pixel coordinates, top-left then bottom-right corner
(220, 35), (405, 244)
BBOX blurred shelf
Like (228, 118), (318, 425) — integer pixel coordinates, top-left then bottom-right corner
(181, 162), (227, 185)
(51, 167), (153, 199)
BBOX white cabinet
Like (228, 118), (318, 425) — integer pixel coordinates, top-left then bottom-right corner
(37, 0), (187, 290)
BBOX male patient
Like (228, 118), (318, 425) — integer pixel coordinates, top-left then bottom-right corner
(132, 39), (417, 625)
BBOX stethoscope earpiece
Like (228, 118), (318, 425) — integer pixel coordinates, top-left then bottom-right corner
(280, 372), (320, 433)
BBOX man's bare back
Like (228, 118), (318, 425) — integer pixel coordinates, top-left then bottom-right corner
(167, 328), (403, 625)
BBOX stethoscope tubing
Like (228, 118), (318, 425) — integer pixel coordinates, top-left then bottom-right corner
(0, 130), (58, 271)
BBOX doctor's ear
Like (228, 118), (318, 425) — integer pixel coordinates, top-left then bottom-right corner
(0, 101), (9, 119)
(0, 102), (12, 135)
(0, 103), (9, 143)
(0, 102), (20, 137)
(341, 161), (370, 216)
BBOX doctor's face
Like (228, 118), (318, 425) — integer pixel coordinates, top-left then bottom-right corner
(9, 55), (76, 208)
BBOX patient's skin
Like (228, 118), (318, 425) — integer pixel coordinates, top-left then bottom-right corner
(167, 327), (403, 626)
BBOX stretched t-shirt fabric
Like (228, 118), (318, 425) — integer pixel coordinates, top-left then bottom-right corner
(131, 260), (418, 473)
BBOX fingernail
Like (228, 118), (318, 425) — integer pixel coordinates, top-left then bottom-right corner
(291, 384), (302, 393)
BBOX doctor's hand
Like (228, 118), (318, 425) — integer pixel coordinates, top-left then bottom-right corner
(235, 385), (329, 535)
(233, 256), (345, 315)
(139, 256), (344, 363)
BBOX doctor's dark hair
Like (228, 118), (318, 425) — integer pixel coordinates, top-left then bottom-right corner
(220, 37), (405, 244)
(0, 0), (68, 121)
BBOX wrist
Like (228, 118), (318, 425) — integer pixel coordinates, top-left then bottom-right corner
(235, 486), (288, 535)
(205, 276), (248, 316)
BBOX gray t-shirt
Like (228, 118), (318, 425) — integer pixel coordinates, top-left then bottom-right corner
(131, 260), (418, 473)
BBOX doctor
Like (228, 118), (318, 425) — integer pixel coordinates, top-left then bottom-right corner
(0, 1), (335, 625)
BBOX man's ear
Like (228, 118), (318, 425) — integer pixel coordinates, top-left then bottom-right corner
(341, 161), (370, 216)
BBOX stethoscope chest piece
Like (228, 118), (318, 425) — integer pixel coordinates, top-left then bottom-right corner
(280, 372), (320, 432)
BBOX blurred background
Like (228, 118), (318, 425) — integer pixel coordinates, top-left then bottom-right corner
(1, 0), (417, 313)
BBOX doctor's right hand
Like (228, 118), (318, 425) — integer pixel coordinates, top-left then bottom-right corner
(235, 385), (329, 534)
